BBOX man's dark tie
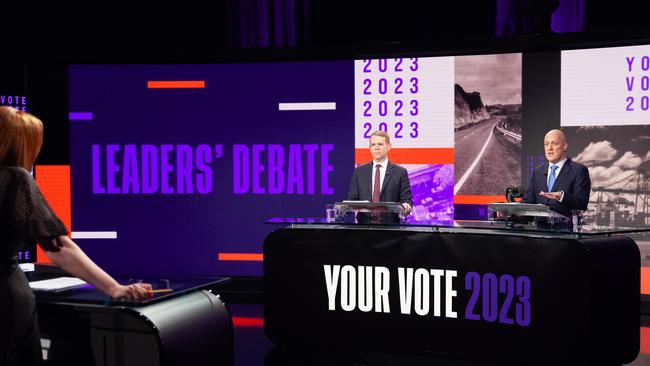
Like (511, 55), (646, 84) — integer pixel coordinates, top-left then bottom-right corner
(371, 164), (382, 223)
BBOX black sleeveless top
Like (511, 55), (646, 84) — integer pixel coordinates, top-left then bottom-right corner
(0, 166), (68, 265)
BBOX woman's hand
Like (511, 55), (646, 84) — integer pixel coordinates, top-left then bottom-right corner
(109, 283), (153, 301)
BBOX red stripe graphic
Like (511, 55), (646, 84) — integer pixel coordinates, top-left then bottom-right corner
(642, 267), (650, 295)
(218, 253), (264, 262)
(454, 195), (522, 205)
(147, 81), (206, 89)
(355, 148), (454, 165)
(641, 327), (650, 354)
(232, 317), (264, 327)
(34, 165), (71, 264)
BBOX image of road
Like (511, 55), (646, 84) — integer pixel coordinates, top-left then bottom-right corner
(453, 53), (522, 196)
(564, 125), (650, 230)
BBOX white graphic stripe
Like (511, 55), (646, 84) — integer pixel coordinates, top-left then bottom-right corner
(71, 231), (118, 239)
(278, 102), (336, 111)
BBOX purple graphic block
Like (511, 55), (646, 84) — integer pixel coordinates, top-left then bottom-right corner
(406, 164), (454, 225)
(68, 63), (354, 277)
(69, 112), (94, 120)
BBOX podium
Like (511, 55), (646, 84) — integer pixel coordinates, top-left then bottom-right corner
(34, 275), (233, 366)
(264, 223), (642, 365)
(487, 202), (570, 227)
(334, 201), (405, 224)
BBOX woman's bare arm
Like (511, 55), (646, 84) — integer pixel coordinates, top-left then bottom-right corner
(44, 235), (151, 300)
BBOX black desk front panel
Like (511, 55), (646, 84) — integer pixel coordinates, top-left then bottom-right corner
(35, 277), (233, 366)
(264, 227), (639, 365)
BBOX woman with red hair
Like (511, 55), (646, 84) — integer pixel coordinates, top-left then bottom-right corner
(0, 106), (152, 365)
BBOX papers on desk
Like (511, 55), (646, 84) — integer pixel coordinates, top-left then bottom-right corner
(19, 263), (35, 272)
(29, 277), (88, 292)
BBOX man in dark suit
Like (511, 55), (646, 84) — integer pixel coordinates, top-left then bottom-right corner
(521, 129), (591, 218)
(347, 130), (413, 223)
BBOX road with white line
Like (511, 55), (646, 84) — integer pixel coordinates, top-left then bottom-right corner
(454, 115), (521, 196)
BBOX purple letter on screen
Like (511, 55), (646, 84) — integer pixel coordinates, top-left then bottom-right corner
(287, 144), (304, 194)
(252, 144), (266, 194)
(321, 144), (334, 194)
(142, 145), (159, 194)
(626, 56), (635, 72)
(122, 144), (140, 193)
(196, 144), (213, 194)
(233, 144), (249, 194)
(304, 144), (318, 194)
(268, 144), (284, 194)
(106, 144), (121, 194)
(627, 77), (635, 92)
(92, 144), (105, 194)
(176, 144), (193, 194)
(160, 144), (174, 194)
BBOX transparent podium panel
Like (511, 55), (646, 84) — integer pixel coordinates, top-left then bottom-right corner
(487, 202), (571, 229)
(333, 201), (405, 224)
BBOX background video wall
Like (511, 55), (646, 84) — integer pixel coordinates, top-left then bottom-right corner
(68, 63), (353, 276)
(560, 45), (650, 265)
(66, 55), (526, 276)
(3, 43), (647, 276)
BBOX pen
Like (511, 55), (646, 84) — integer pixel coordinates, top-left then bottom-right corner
(147, 288), (173, 293)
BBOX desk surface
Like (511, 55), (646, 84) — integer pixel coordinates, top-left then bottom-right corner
(266, 220), (650, 238)
(29, 274), (229, 307)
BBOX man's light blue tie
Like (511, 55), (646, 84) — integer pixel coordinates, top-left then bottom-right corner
(547, 165), (558, 192)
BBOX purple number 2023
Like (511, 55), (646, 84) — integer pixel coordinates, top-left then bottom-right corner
(465, 272), (531, 327)
(361, 58), (411, 73)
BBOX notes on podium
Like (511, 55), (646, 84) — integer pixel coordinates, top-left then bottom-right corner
(29, 277), (88, 292)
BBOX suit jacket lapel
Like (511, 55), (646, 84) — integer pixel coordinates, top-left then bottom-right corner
(538, 163), (550, 205)
(363, 163), (373, 198)
(381, 162), (395, 194)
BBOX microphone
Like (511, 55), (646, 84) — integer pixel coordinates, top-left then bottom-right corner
(505, 186), (523, 202)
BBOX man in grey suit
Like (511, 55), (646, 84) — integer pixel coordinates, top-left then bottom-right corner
(347, 130), (413, 223)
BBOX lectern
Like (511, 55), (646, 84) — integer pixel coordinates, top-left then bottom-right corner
(487, 202), (570, 228)
(334, 201), (406, 223)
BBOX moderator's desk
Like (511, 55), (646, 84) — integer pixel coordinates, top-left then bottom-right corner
(264, 222), (644, 365)
(31, 275), (233, 366)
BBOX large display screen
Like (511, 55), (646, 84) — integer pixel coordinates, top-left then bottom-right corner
(561, 44), (650, 263)
(69, 63), (353, 276)
(66, 44), (649, 277)
(67, 55), (524, 276)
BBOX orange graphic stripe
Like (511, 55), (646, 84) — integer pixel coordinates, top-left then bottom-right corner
(147, 80), (206, 89)
(354, 148), (454, 165)
(34, 165), (71, 264)
(642, 267), (650, 295)
(641, 327), (650, 354)
(218, 253), (264, 262)
(454, 195), (512, 205)
(232, 316), (264, 327)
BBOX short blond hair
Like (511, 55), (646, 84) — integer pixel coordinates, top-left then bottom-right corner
(369, 130), (391, 145)
(0, 106), (44, 170)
